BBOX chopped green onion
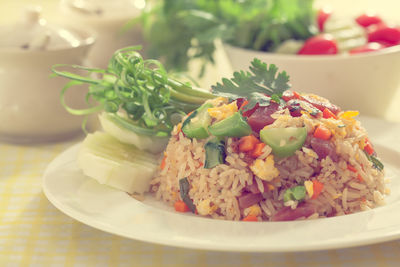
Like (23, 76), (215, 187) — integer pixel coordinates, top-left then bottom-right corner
(204, 137), (226, 169)
(283, 185), (306, 202)
(179, 178), (196, 213)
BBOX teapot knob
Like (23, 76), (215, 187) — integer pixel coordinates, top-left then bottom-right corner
(22, 6), (42, 25)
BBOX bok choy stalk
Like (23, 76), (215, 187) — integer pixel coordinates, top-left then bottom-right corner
(52, 46), (215, 137)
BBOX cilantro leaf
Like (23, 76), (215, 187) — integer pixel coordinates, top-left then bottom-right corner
(211, 58), (290, 109)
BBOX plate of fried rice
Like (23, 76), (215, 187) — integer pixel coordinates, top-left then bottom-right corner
(44, 54), (400, 251)
(43, 113), (400, 252)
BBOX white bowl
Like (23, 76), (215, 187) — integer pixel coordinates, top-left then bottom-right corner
(224, 44), (400, 118)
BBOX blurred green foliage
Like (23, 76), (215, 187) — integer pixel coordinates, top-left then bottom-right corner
(141, 0), (317, 74)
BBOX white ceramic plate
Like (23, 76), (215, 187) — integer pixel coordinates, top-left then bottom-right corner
(42, 116), (400, 252)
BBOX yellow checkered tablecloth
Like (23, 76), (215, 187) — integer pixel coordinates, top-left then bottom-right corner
(0, 138), (399, 266)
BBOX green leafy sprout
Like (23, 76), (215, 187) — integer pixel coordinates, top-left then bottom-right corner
(52, 46), (215, 137)
(52, 47), (291, 137)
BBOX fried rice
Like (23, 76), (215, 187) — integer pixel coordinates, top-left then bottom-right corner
(150, 93), (388, 221)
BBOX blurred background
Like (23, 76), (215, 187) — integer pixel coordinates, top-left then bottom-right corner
(0, 0), (399, 142)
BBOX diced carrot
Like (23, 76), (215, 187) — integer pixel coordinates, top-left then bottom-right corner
(313, 125), (332, 140)
(322, 108), (337, 119)
(266, 183), (275, 191)
(293, 91), (304, 100)
(364, 138), (374, 155)
(311, 180), (324, 199)
(174, 200), (190, 212)
(357, 174), (364, 182)
(160, 155), (167, 170)
(238, 135), (259, 152)
(242, 215), (258, 222)
(239, 100), (249, 110)
(347, 164), (357, 173)
(250, 142), (266, 158)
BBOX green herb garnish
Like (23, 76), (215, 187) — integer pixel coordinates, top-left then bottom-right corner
(364, 151), (384, 172)
(52, 47), (215, 136)
(211, 58), (290, 111)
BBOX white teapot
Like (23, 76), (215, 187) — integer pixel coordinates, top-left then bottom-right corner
(59, 0), (146, 68)
(0, 7), (95, 143)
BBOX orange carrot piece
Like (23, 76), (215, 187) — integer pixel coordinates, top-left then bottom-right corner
(239, 135), (259, 152)
(311, 180), (324, 199)
(239, 100), (249, 110)
(364, 138), (374, 155)
(347, 164), (357, 173)
(242, 215), (258, 222)
(174, 200), (190, 212)
(322, 108), (337, 119)
(250, 142), (266, 158)
(293, 91), (304, 100)
(357, 174), (364, 182)
(160, 155), (167, 170)
(313, 125), (332, 140)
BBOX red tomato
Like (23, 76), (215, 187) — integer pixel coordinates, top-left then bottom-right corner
(317, 7), (332, 32)
(349, 42), (386, 54)
(368, 24), (400, 45)
(298, 34), (338, 55)
(355, 13), (382, 28)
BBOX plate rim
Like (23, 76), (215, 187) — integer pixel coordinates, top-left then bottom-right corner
(42, 117), (400, 252)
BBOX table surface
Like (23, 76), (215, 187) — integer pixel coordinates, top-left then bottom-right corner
(1, 137), (400, 266)
(1, 0), (400, 266)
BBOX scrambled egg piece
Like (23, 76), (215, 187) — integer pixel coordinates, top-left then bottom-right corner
(207, 101), (238, 121)
(208, 96), (228, 107)
(304, 180), (314, 198)
(250, 155), (279, 182)
(359, 138), (366, 150)
(197, 199), (217, 216)
(244, 204), (262, 217)
(302, 147), (318, 159)
(340, 110), (359, 121)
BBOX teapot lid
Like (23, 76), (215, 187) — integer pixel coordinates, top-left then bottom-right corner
(61, 0), (145, 17)
(0, 6), (85, 50)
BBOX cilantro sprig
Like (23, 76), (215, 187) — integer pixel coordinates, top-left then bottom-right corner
(211, 58), (290, 111)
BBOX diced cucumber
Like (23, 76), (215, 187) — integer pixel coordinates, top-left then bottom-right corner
(182, 102), (213, 139)
(208, 112), (252, 137)
(204, 137), (226, 169)
(78, 132), (159, 194)
(260, 127), (307, 158)
(98, 112), (168, 154)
